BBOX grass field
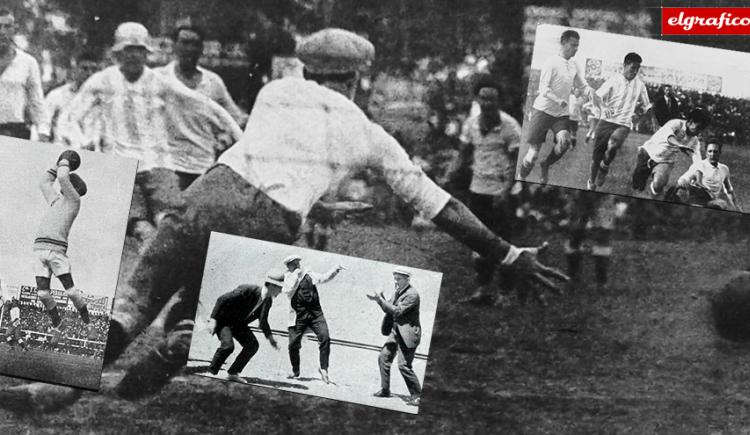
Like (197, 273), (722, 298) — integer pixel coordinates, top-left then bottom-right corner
(0, 347), (102, 390)
(518, 128), (750, 211)
(1, 218), (750, 433)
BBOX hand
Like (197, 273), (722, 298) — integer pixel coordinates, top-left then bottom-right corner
(366, 292), (380, 302)
(560, 101), (568, 109)
(269, 337), (279, 350)
(206, 318), (216, 334)
(501, 242), (569, 295)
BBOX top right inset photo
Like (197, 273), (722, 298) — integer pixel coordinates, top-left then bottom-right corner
(517, 24), (750, 213)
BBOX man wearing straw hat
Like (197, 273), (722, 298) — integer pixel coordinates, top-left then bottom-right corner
(368, 267), (422, 407)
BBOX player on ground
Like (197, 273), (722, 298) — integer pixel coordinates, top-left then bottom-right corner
(4, 299), (28, 352)
(587, 52), (658, 191)
(631, 108), (711, 199)
(0, 28), (568, 413)
(669, 142), (742, 211)
(34, 151), (91, 345)
(518, 29), (600, 184)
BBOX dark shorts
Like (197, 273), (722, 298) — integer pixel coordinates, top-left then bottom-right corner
(593, 120), (630, 162)
(631, 147), (658, 191)
(569, 120), (580, 135)
(525, 109), (570, 145)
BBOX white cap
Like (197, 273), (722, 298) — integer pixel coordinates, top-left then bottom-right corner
(393, 267), (412, 278)
(283, 255), (302, 266)
(112, 22), (153, 52)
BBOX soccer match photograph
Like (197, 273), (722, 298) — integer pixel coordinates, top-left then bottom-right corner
(517, 23), (749, 213)
(2, 1), (750, 433)
(187, 232), (442, 414)
(0, 137), (137, 390)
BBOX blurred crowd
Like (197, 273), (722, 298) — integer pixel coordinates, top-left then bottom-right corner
(2, 304), (109, 342)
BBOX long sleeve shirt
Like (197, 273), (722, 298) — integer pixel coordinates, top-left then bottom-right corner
(218, 77), (450, 222)
(0, 48), (44, 126)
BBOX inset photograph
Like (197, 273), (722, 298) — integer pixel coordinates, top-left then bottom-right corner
(516, 24), (749, 213)
(187, 232), (443, 414)
(0, 137), (137, 389)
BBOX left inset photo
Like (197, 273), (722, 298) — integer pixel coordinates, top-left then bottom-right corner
(0, 136), (137, 390)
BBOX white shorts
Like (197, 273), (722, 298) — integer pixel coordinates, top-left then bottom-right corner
(33, 249), (71, 278)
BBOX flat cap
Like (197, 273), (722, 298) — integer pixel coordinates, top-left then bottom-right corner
(296, 28), (375, 74)
(265, 270), (285, 287)
(283, 255), (302, 266)
(393, 267), (412, 278)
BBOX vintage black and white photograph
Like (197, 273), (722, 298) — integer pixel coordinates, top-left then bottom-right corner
(516, 23), (750, 213)
(187, 232), (442, 414)
(0, 137), (136, 389)
(2, 1), (750, 433)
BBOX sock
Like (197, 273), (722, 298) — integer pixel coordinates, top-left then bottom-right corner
(48, 307), (61, 328)
(79, 306), (90, 324)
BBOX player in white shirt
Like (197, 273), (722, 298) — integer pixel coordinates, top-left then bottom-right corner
(61, 23), (242, 240)
(0, 9), (44, 140)
(518, 29), (600, 183)
(0, 28), (568, 412)
(588, 52), (658, 190)
(39, 51), (100, 145)
(631, 108), (711, 198)
(155, 25), (248, 130)
(673, 142), (742, 211)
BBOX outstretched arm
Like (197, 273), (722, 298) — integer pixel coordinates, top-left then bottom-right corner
(375, 291), (419, 320)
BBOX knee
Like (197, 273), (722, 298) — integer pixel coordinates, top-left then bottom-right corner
(378, 350), (391, 366)
(318, 333), (330, 348)
(556, 132), (571, 151)
(397, 359), (412, 372)
(522, 148), (539, 166)
(288, 340), (301, 351)
(65, 288), (87, 311)
(219, 341), (235, 353)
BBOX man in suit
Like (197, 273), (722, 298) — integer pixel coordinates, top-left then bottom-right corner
(282, 255), (343, 384)
(205, 271), (283, 383)
(653, 84), (682, 127)
(368, 267), (422, 407)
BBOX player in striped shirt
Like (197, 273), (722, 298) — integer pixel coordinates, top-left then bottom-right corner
(588, 52), (657, 191)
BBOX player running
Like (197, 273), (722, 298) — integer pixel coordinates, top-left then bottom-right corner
(587, 52), (658, 191)
(669, 142), (742, 211)
(631, 107), (711, 199)
(34, 151), (92, 346)
(518, 29), (600, 184)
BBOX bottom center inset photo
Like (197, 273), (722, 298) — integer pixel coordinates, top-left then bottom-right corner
(187, 231), (443, 414)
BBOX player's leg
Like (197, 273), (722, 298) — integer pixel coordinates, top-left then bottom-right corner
(34, 252), (62, 336)
(569, 120), (580, 150)
(540, 117), (572, 183)
(589, 123), (612, 190)
(375, 341), (398, 396)
(595, 126), (630, 188)
(650, 163), (674, 198)
(631, 147), (654, 192)
(518, 109), (556, 180)
(226, 326), (258, 376)
(287, 320), (305, 378)
(591, 227), (612, 292)
(208, 326), (235, 375)
(56, 272), (90, 326)
(565, 225), (586, 291)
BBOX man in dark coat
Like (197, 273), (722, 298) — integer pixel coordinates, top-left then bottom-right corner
(205, 271), (283, 383)
(653, 84), (682, 127)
